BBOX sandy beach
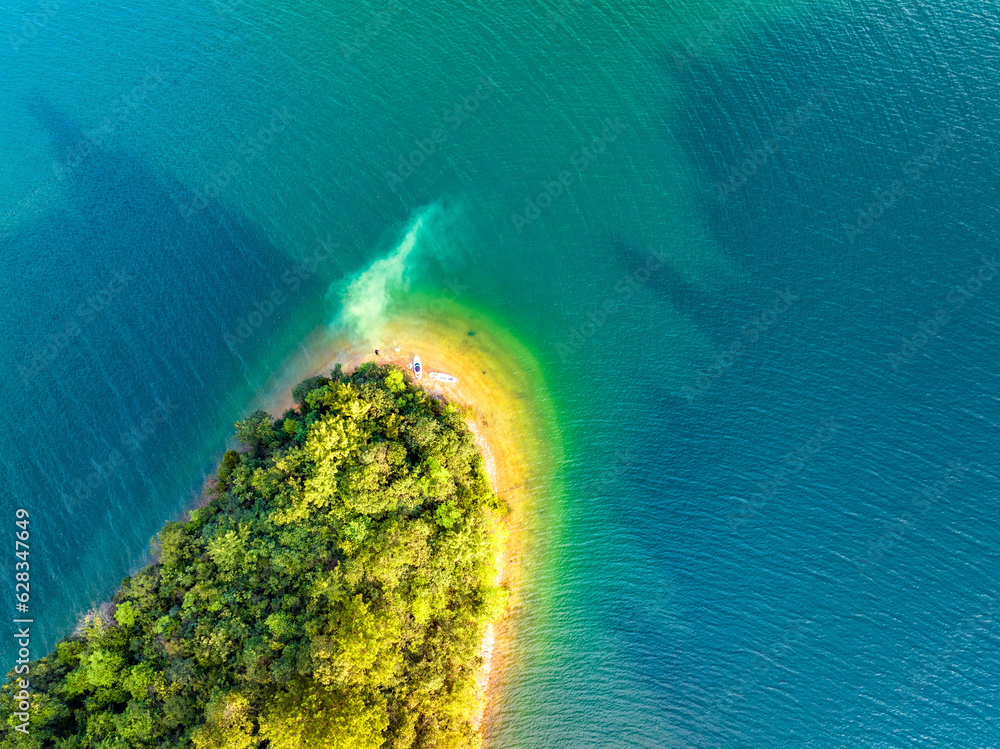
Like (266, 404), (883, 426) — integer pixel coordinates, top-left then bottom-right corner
(249, 294), (558, 739)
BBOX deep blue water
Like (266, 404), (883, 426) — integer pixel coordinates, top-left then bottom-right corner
(3, 0), (1000, 746)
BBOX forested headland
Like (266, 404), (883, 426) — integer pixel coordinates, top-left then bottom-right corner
(1, 362), (507, 748)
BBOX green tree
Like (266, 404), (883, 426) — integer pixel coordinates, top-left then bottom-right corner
(260, 681), (388, 749)
(114, 601), (137, 627)
(191, 692), (256, 749)
(234, 410), (278, 454)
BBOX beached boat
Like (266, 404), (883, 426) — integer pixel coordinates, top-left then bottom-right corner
(413, 355), (422, 380)
(428, 372), (458, 384)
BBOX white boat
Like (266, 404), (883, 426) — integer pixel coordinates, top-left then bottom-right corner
(413, 355), (422, 380)
(428, 372), (457, 384)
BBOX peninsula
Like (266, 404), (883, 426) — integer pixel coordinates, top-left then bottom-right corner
(1, 363), (509, 748)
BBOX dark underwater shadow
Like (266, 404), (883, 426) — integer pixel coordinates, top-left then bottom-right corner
(0, 94), (347, 661)
(585, 7), (1000, 746)
(648, 1), (1000, 405)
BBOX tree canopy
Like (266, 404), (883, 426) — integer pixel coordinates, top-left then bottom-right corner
(1, 363), (505, 748)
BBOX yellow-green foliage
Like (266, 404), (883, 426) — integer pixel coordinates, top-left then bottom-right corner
(260, 682), (388, 749)
(0, 363), (505, 749)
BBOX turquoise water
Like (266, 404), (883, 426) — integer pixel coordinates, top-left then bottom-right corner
(4, 0), (1000, 746)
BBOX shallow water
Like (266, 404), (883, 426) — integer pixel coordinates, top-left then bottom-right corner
(3, 0), (1000, 746)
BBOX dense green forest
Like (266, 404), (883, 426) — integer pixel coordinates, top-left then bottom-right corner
(1, 363), (507, 748)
